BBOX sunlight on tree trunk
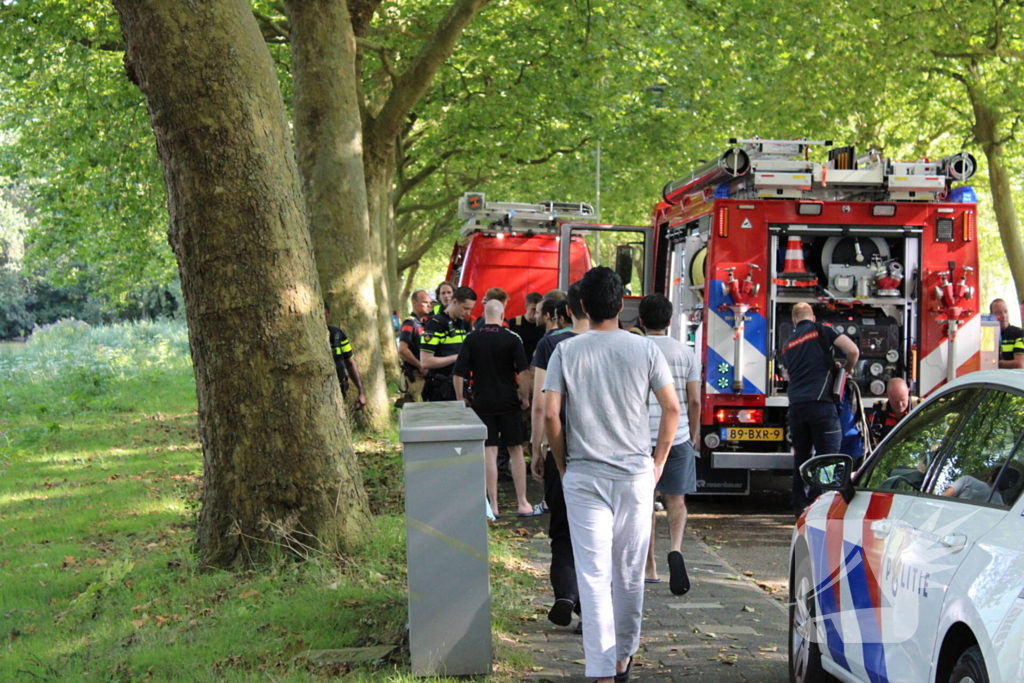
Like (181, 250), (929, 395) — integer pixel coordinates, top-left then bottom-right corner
(113, 0), (371, 568)
(286, 0), (392, 432)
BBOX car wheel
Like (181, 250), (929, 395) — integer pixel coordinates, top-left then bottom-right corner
(789, 554), (834, 683)
(949, 646), (988, 683)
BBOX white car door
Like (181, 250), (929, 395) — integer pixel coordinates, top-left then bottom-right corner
(802, 387), (983, 683)
(886, 388), (1024, 682)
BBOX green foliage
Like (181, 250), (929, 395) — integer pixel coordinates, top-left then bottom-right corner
(0, 324), (543, 681)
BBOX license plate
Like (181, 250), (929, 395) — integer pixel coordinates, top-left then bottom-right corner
(721, 427), (784, 441)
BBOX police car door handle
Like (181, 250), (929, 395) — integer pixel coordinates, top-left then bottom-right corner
(870, 519), (892, 538)
(940, 533), (968, 551)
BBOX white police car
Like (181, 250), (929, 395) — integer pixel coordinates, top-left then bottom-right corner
(790, 371), (1024, 683)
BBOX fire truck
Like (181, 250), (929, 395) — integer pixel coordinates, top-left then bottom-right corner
(551, 138), (991, 494)
(450, 138), (992, 494)
(446, 193), (598, 318)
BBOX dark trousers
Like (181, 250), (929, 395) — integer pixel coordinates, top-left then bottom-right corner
(789, 401), (841, 512)
(544, 450), (579, 611)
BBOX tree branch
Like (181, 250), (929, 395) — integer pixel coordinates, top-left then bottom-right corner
(253, 9), (290, 44)
(357, 37), (398, 84)
(369, 0), (490, 146)
(497, 137), (591, 166)
(76, 37), (125, 52)
(398, 209), (459, 271)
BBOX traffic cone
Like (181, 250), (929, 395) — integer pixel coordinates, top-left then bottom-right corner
(774, 236), (817, 288)
(782, 237), (808, 274)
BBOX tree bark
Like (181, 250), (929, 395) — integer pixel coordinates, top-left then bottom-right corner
(113, 0), (371, 568)
(286, 0), (392, 432)
(972, 94), (1024, 303)
(363, 150), (403, 384)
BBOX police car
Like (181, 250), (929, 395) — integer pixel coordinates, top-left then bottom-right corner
(789, 371), (1024, 683)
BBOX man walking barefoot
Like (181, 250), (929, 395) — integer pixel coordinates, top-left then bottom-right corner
(454, 299), (535, 517)
(544, 267), (680, 682)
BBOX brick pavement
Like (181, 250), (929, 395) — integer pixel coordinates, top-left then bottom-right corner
(500, 510), (791, 682)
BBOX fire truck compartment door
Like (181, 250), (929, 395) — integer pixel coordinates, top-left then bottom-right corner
(558, 223), (654, 293)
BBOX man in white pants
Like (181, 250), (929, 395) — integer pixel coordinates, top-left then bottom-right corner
(544, 266), (680, 683)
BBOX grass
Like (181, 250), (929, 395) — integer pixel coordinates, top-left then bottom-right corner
(0, 321), (540, 681)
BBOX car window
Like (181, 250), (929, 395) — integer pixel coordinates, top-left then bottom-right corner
(858, 388), (982, 492)
(928, 390), (1024, 507)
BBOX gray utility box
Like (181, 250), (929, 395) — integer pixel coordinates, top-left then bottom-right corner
(400, 402), (492, 677)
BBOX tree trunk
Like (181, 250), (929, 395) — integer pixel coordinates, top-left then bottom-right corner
(286, 0), (392, 433)
(364, 146), (402, 385)
(113, 0), (371, 568)
(972, 96), (1024, 303)
(399, 261), (420, 307)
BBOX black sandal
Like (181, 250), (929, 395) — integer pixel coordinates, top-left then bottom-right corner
(614, 655), (633, 683)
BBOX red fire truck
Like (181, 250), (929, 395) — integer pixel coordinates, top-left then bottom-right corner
(445, 193), (598, 318)
(552, 138), (991, 494)
(451, 139), (991, 493)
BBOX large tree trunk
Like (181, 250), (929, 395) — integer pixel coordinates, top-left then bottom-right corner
(973, 96), (1024, 303)
(286, 0), (392, 432)
(113, 0), (371, 568)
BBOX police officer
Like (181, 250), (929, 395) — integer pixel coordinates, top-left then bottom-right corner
(990, 298), (1024, 369)
(325, 305), (366, 411)
(420, 286), (477, 401)
(398, 289), (433, 402)
(779, 303), (859, 514)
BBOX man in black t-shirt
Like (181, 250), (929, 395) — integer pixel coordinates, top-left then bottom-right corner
(420, 286), (476, 401)
(454, 299), (536, 518)
(779, 303), (859, 514)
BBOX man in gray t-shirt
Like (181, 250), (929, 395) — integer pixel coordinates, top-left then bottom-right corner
(543, 267), (680, 683)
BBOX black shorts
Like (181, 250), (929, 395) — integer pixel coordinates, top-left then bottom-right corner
(478, 411), (525, 448)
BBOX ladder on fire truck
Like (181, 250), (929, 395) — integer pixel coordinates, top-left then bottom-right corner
(457, 192), (597, 235)
(662, 137), (977, 204)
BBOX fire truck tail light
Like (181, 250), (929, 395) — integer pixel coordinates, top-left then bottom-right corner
(717, 207), (729, 238)
(797, 201), (823, 216)
(872, 204), (897, 217)
(714, 408), (764, 424)
(964, 211), (975, 241)
(704, 433), (721, 449)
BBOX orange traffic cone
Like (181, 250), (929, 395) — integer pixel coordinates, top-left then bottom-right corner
(774, 236), (817, 288)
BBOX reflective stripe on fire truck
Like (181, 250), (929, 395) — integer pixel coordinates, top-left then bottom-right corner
(918, 314), (981, 396)
(705, 279), (767, 395)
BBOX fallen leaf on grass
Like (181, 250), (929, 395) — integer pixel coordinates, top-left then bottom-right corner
(238, 589), (260, 599)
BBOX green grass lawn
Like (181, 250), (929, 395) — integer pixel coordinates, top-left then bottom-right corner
(0, 322), (539, 681)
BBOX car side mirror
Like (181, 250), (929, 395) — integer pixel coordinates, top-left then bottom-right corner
(800, 454), (854, 498)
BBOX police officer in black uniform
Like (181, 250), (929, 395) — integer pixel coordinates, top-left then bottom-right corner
(779, 303), (859, 514)
(420, 286), (477, 401)
(325, 304), (366, 411)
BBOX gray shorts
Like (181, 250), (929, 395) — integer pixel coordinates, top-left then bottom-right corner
(655, 441), (697, 496)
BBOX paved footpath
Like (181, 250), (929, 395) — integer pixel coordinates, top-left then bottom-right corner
(502, 510), (790, 682)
